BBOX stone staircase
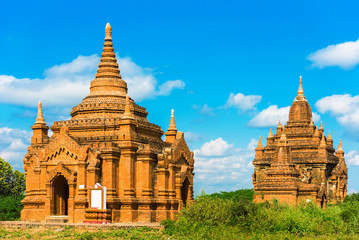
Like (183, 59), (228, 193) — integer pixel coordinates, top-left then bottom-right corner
(45, 215), (69, 223)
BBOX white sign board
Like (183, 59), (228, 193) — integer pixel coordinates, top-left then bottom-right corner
(91, 190), (102, 209)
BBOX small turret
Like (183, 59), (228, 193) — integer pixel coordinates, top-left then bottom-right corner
(319, 121), (324, 132)
(255, 136), (264, 158)
(165, 109), (178, 143)
(31, 101), (49, 145)
(320, 134), (326, 148)
(122, 95), (134, 120)
(276, 120), (282, 135)
(326, 131), (333, 146)
(336, 139), (344, 158)
(267, 128), (274, 145)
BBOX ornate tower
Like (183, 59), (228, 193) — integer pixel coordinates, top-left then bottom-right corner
(21, 23), (195, 223)
(253, 77), (348, 205)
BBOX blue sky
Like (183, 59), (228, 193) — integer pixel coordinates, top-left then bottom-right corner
(2, 0), (359, 194)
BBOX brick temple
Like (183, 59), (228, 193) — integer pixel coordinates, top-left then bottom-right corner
(252, 77), (348, 206)
(21, 23), (194, 223)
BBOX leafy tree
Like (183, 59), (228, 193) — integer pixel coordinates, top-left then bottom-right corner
(0, 157), (25, 197)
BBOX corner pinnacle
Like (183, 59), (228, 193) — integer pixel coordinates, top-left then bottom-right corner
(268, 128), (273, 138)
(320, 134), (326, 147)
(35, 101), (46, 124)
(168, 109), (177, 131)
(122, 95), (134, 120)
(337, 139), (344, 153)
(256, 136), (263, 150)
(327, 131), (332, 141)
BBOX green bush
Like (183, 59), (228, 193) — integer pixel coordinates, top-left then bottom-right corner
(163, 190), (359, 239)
(0, 195), (24, 221)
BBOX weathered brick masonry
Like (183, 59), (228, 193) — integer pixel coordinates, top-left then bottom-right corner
(21, 23), (194, 223)
(253, 77), (348, 206)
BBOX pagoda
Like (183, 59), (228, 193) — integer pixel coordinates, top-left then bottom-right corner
(21, 23), (194, 223)
(252, 77), (348, 206)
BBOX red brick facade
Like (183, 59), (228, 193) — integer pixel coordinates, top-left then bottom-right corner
(21, 23), (195, 223)
(253, 77), (348, 206)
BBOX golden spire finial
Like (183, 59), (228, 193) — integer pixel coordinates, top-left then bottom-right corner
(320, 134), (326, 147)
(122, 95), (134, 120)
(296, 76), (305, 100)
(105, 23), (112, 40)
(268, 128), (273, 138)
(35, 101), (46, 124)
(277, 120), (282, 129)
(168, 109), (177, 131)
(319, 121), (323, 131)
(256, 136), (263, 150)
(327, 131), (332, 140)
(310, 120), (314, 127)
(337, 139), (344, 153)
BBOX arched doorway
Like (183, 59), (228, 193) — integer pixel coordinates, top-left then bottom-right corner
(53, 175), (69, 215)
(181, 178), (190, 206)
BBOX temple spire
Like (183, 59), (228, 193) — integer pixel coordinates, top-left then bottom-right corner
(319, 121), (324, 131)
(337, 139), (344, 153)
(35, 101), (46, 124)
(320, 134), (326, 147)
(327, 131), (332, 141)
(165, 109), (178, 143)
(296, 76), (305, 100)
(256, 136), (263, 150)
(168, 109), (177, 131)
(122, 95), (134, 120)
(89, 23), (128, 97)
(268, 128), (273, 138)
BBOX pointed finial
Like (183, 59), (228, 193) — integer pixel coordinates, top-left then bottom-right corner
(122, 95), (134, 120)
(320, 134), (326, 147)
(256, 136), (263, 150)
(327, 131), (332, 140)
(319, 121), (323, 131)
(277, 120), (282, 129)
(314, 127), (319, 136)
(268, 128), (273, 138)
(280, 132), (287, 143)
(105, 23), (112, 40)
(337, 139), (343, 152)
(35, 101), (46, 124)
(310, 120), (314, 127)
(296, 76), (305, 100)
(168, 109), (177, 131)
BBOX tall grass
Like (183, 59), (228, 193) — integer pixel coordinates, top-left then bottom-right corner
(163, 189), (359, 239)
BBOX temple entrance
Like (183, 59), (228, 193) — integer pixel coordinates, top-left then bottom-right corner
(53, 175), (69, 215)
(181, 178), (190, 206)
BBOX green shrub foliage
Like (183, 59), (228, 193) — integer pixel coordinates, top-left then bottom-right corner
(0, 157), (25, 197)
(163, 189), (359, 239)
(0, 157), (26, 221)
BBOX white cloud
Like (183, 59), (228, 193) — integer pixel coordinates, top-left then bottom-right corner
(194, 138), (255, 193)
(248, 105), (290, 127)
(194, 137), (236, 157)
(247, 138), (258, 152)
(312, 112), (321, 123)
(225, 93), (262, 112)
(248, 105), (320, 127)
(184, 131), (201, 142)
(193, 104), (215, 116)
(346, 150), (359, 166)
(316, 94), (359, 130)
(0, 127), (31, 170)
(0, 55), (185, 107)
(308, 38), (359, 69)
(157, 80), (185, 96)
